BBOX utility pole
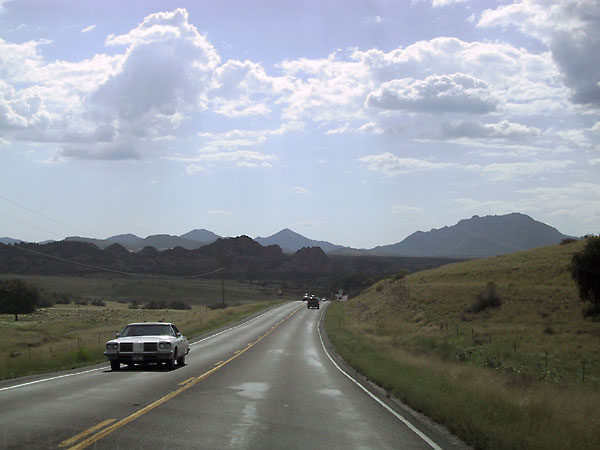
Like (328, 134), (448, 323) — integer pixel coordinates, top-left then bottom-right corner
(221, 267), (225, 308)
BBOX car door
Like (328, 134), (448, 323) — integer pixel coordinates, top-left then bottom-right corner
(171, 324), (188, 354)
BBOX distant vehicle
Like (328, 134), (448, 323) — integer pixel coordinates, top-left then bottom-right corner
(307, 296), (320, 309)
(303, 293), (310, 301)
(104, 322), (189, 371)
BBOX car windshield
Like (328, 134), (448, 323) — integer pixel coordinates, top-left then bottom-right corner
(120, 325), (173, 337)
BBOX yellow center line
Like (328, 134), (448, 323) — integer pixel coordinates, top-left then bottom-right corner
(58, 419), (117, 448)
(65, 304), (303, 450)
(178, 377), (195, 386)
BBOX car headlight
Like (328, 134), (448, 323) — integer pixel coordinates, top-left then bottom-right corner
(159, 342), (171, 349)
(106, 343), (118, 350)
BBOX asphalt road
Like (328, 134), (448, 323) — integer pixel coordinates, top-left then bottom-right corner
(0, 302), (468, 450)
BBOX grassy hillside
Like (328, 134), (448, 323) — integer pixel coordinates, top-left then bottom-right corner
(325, 239), (600, 450)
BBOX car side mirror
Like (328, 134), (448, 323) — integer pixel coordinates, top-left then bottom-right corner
(176, 332), (181, 337)
(115, 333), (120, 338)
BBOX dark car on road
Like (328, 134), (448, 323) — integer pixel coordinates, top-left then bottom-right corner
(307, 296), (320, 309)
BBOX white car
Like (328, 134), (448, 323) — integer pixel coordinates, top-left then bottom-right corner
(104, 322), (190, 371)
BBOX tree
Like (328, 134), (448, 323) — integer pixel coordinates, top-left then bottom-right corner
(570, 236), (600, 315)
(0, 279), (39, 321)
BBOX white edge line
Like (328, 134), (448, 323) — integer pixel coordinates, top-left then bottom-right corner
(1, 302), (293, 394)
(0, 367), (107, 392)
(317, 306), (443, 450)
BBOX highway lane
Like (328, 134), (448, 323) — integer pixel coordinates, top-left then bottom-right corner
(1, 301), (466, 450)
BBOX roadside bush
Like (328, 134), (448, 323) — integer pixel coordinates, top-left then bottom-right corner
(560, 238), (578, 245)
(143, 300), (167, 309)
(466, 281), (502, 313)
(169, 300), (191, 310)
(570, 236), (600, 315)
(207, 303), (227, 310)
(53, 293), (71, 304)
(141, 300), (191, 310)
(37, 296), (54, 307)
(393, 270), (409, 281)
(90, 299), (106, 307)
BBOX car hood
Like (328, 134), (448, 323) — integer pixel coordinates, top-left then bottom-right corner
(108, 336), (177, 344)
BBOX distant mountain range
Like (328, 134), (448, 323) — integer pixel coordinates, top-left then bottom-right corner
(60, 229), (221, 251)
(1, 213), (575, 258)
(255, 228), (346, 253)
(371, 213), (573, 258)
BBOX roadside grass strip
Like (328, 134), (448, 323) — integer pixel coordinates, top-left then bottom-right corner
(324, 302), (600, 450)
(317, 306), (443, 450)
(63, 304), (303, 450)
(1, 299), (286, 382)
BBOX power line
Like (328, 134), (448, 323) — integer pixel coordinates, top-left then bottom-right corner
(0, 194), (93, 237)
(0, 212), (65, 239)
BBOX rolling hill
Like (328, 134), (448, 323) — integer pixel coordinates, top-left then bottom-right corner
(372, 213), (572, 258)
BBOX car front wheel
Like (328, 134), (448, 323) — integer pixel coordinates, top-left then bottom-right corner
(110, 360), (120, 371)
(177, 353), (186, 366)
(166, 350), (176, 370)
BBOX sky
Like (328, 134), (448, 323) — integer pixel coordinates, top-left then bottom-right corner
(0, 0), (599, 249)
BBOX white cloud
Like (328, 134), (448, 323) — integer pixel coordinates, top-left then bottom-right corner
(176, 150), (276, 165)
(392, 205), (423, 214)
(278, 37), (564, 131)
(211, 59), (292, 118)
(517, 183), (600, 232)
(366, 73), (498, 114)
(455, 182), (600, 235)
(289, 186), (309, 194)
(0, 9), (226, 160)
(359, 152), (456, 176)
(365, 15), (383, 24)
(185, 164), (205, 175)
(208, 210), (233, 217)
(432, 0), (468, 7)
(81, 25), (96, 33)
(478, 0), (600, 107)
(325, 122), (352, 135)
(454, 198), (518, 216)
(436, 119), (541, 142)
(88, 9), (220, 127)
(465, 159), (575, 181)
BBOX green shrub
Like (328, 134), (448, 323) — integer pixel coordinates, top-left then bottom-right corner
(570, 236), (600, 315)
(466, 281), (502, 313)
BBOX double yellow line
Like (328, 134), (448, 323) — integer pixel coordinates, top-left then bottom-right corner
(61, 305), (302, 449)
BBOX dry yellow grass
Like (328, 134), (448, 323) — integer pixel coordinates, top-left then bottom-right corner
(325, 239), (600, 449)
